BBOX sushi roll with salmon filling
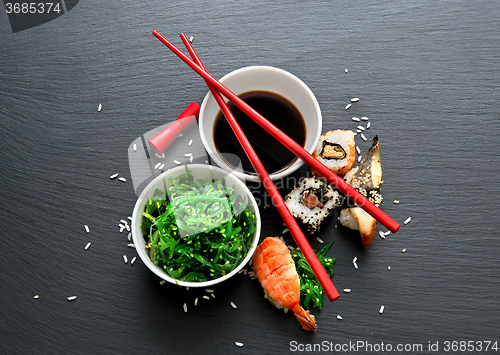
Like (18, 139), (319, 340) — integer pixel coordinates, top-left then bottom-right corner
(311, 130), (356, 177)
(285, 177), (340, 235)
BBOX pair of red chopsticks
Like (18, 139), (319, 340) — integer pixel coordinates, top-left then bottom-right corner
(153, 31), (400, 302)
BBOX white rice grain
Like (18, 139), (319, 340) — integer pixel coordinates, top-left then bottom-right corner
(84, 225), (90, 233)
(357, 129), (362, 133)
(184, 153), (193, 157)
(154, 162), (161, 170)
(282, 228), (289, 235)
(357, 125), (365, 131)
(343, 289), (351, 293)
(231, 301), (237, 309)
(97, 103), (102, 112)
(110, 173), (119, 179)
(177, 133), (183, 138)
(367, 121), (371, 129)
(127, 216), (132, 221)
(34, 295), (39, 299)
(388, 266), (391, 271)
(353, 256), (357, 263)
(404, 217), (412, 225)
(210, 293), (216, 298)
(189, 156), (194, 163)
(159, 280), (166, 285)
(379, 231), (386, 239)
(131, 256), (137, 265)
(402, 248), (407, 253)
(203, 295), (210, 300)
(127, 232), (132, 241)
(183, 303), (187, 313)
(85, 242), (91, 250)
(119, 224), (125, 233)
(337, 315), (343, 320)
(123, 255), (128, 264)
(316, 237), (324, 244)
(155, 153), (162, 159)
(353, 262), (358, 269)
(133, 144), (137, 151)
(393, 200), (400, 204)
(127, 243), (135, 248)
(194, 298), (198, 306)
(360, 134), (367, 141)
(351, 97), (360, 102)
(361, 116), (369, 121)
(358, 155), (362, 163)
(67, 296), (77, 301)
(384, 231), (391, 236)
(356, 146), (361, 155)
(205, 289), (214, 293)
(158, 163), (165, 170)
(379, 305), (385, 314)
(162, 153), (165, 159)
(173, 160), (181, 165)
(188, 139), (193, 146)
(189, 36), (194, 43)
(345, 103), (352, 110)
(118, 177), (127, 182)
(352, 117), (360, 122)
(344, 68), (348, 73)
(235, 342), (244, 347)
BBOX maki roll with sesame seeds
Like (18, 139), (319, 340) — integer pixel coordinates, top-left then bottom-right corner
(285, 177), (340, 235)
(311, 130), (356, 177)
(339, 136), (383, 248)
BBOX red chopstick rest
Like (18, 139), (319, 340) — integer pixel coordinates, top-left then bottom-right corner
(147, 102), (200, 155)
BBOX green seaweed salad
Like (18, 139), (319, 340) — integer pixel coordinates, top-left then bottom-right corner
(141, 167), (256, 282)
(291, 242), (336, 310)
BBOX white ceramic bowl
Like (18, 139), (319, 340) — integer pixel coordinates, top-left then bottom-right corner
(131, 164), (261, 288)
(199, 66), (322, 182)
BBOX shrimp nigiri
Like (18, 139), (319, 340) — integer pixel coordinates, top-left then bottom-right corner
(252, 237), (317, 331)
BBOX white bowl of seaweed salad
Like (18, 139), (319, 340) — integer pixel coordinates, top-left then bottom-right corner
(131, 164), (261, 287)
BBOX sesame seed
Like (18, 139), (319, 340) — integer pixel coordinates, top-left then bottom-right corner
(361, 116), (369, 121)
(133, 144), (137, 151)
(158, 163), (165, 170)
(173, 160), (181, 165)
(127, 243), (135, 248)
(388, 266), (391, 270)
(402, 248), (407, 253)
(316, 237), (323, 244)
(97, 103), (102, 112)
(194, 298), (198, 306)
(393, 200), (400, 204)
(67, 296), (77, 301)
(203, 295), (210, 300)
(131, 256), (137, 265)
(235, 342), (244, 347)
(360, 133), (367, 141)
(110, 173), (119, 179)
(404, 217), (411, 225)
(128, 232), (132, 241)
(345, 103), (352, 110)
(351, 97), (359, 102)
(85, 242), (91, 250)
(184, 153), (193, 157)
(231, 301), (237, 309)
(188, 139), (193, 146)
(159, 280), (166, 285)
(337, 314), (343, 320)
(154, 162), (161, 170)
(379, 231), (386, 239)
(343, 288), (351, 293)
(357, 125), (365, 131)
(123, 255), (128, 264)
(356, 146), (361, 155)
(84, 225), (90, 233)
(352, 116), (360, 122)
(34, 295), (39, 299)
(189, 156), (194, 163)
(379, 305), (385, 314)
(183, 303), (187, 312)
(367, 121), (371, 129)
(118, 177), (127, 182)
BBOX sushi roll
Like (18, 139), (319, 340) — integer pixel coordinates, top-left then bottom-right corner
(285, 177), (340, 235)
(311, 130), (356, 177)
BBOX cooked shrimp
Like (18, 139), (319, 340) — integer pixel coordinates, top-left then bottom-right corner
(252, 237), (317, 331)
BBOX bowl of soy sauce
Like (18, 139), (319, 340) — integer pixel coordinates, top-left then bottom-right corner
(199, 66), (322, 182)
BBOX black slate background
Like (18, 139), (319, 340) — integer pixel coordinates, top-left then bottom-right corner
(1, 1), (499, 354)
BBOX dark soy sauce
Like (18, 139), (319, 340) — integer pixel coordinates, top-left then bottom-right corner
(213, 91), (306, 175)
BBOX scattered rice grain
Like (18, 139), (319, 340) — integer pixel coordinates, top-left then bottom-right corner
(34, 295), (39, 299)
(189, 156), (193, 163)
(203, 295), (210, 300)
(282, 228), (289, 234)
(184, 153), (193, 157)
(118, 177), (127, 182)
(159, 280), (166, 285)
(158, 163), (165, 170)
(154, 162), (161, 170)
(183, 303), (187, 312)
(177, 133), (183, 137)
(344, 68), (348, 73)
(155, 153), (162, 159)
(388, 266), (391, 270)
(356, 146), (361, 155)
(358, 155), (362, 163)
(353, 262), (358, 269)
(231, 301), (237, 309)
(127, 216), (132, 221)
(67, 296), (77, 301)
(345, 103), (352, 110)
(384, 231), (391, 236)
(97, 103), (102, 112)
(402, 248), (407, 253)
(357, 129), (362, 133)
(84, 225), (90, 233)
(188, 139), (193, 146)
(367, 121), (371, 129)
(173, 160), (181, 165)
(343, 289), (351, 293)
(127, 243), (135, 248)
(119, 224), (125, 233)
(404, 217), (411, 225)
(127, 232), (132, 241)
(337, 314), (343, 320)
(361, 116), (369, 121)
(352, 117), (360, 122)
(195, 298), (198, 306)
(110, 173), (119, 179)
(316, 237), (324, 244)
(85, 242), (91, 250)
(205, 289), (214, 293)
(351, 97), (360, 102)
(210, 293), (216, 298)
(360, 133), (367, 141)
(393, 200), (400, 204)
(131, 256), (137, 265)
(352, 256), (357, 263)
(133, 144), (137, 151)
(189, 36), (194, 43)
(357, 125), (365, 131)
(235, 342), (244, 347)
(162, 153), (165, 158)
(379, 231), (386, 239)
(120, 219), (128, 225)
(379, 305), (385, 314)
(123, 255), (128, 264)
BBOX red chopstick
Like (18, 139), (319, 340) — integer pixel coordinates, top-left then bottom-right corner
(152, 31), (400, 234)
(179, 34), (340, 302)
